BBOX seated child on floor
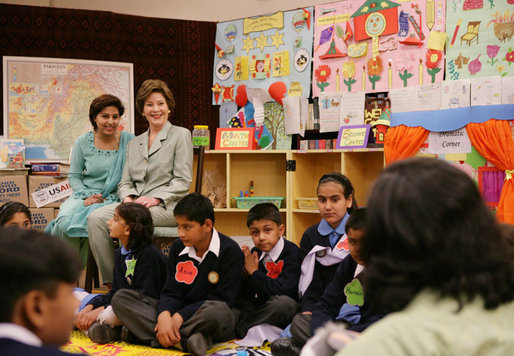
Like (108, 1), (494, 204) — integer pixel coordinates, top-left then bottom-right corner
(306, 208), (385, 353)
(0, 228), (82, 355)
(75, 203), (168, 344)
(112, 193), (244, 355)
(236, 203), (302, 338)
(272, 172), (357, 354)
(0, 201), (31, 229)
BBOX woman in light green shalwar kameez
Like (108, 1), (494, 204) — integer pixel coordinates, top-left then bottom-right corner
(45, 95), (134, 267)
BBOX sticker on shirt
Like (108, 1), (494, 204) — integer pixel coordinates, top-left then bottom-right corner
(336, 236), (349, 251)
(175, 261), (198, 285)
(208, 271), (219, 284)
(125, 258), (137, 278)
(316, 250), (327, 257)
(344, 278), (364, 306)
(265, 260), (284, 279)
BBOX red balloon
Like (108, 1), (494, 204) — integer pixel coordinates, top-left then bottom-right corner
(235, 84), (248, 107)
(268, 81), (287, 105)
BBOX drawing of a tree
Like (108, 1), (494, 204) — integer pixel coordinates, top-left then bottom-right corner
(264, 102), (285, 150)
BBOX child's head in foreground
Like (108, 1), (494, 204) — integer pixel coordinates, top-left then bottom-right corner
(317, 172), (357, 229)
(0, 228), (80, 346)
(246, 202), (285, 252)
(0, 201), (31, 229)
(173, 193), (215, 248)
(108, 202), (154, 250)
(345, 207), (367, 265)
(362, 157), (514, 312)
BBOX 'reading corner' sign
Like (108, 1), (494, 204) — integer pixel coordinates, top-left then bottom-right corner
(31, 179), (73, 208)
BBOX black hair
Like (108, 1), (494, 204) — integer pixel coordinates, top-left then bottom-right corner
(173, 193), (215, 225)
(115, 203), (154, 251)
(317, 172), (358, 213)
(0, 201), (31, 226)
(89, 94), (125, 131)
(246, 202), (282, 227)
(362, 157), (514, 313)
(345, 207), (367, 232)
(0, 228), (80, 322)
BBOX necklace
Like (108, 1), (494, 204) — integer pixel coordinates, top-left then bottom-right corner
(94, 131), (119, 150)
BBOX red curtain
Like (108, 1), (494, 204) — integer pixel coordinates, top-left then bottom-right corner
(466, 120), (514, 224)
(384, 125), (429, 165)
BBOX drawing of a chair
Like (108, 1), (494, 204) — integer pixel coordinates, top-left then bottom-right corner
(461, 21), (481, 46)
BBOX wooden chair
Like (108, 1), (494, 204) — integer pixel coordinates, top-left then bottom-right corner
(84, 146), (205, 292)
(461, 21), (481, 46)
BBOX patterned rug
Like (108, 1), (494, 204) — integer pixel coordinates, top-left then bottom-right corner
(63, 331), (272, 355)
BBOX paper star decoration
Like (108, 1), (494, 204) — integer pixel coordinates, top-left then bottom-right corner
(270, 29), (285, 49)
(255, 33), (269, 52)
(242, 35), (255, 54)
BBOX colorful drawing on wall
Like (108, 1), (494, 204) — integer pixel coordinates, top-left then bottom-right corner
(312, 0), (446, 97)
(212, 8), (314, 105)
(446, 0), (514, 79)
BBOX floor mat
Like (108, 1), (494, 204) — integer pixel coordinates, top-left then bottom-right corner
(62, 330), (272, 355)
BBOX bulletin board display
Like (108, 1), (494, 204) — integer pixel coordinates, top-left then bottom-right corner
(212, 8), (314, 105)
(445, 0), (514, 80)
(312, 0), (446, 96)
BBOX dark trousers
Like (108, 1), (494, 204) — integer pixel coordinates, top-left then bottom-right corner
(290, 313), (312, 347)
(112, 289), (237, 349)
(238, 295), (298, 337)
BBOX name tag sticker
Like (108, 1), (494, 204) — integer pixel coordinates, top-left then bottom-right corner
(175, 261), (198, 284)
(265, 260), (284, 279)
(344, 278), (364, 306)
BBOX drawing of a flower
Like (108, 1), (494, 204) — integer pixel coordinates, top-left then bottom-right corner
(342, 61), (356, 79)
(425, 49), (442, 69)
(487, 45), (501, 66)
(505, 47), (514, 65)
(396, 54), (415, 87)
(367, 57), (383, 76)
(315, 65), (331, 82)
(425, 49), (442, 83)
(342, 61), (357, 92)
(496, 64), (508, 76)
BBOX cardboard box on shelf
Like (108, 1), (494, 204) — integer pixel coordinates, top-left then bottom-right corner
(0, 175), (28, 206)
(28, 175), (69, 208)
(29, 208), (55, 232)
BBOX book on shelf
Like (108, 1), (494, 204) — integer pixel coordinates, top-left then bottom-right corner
(30, 163), (70, 175)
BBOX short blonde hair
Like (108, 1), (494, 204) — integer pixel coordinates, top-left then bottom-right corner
(135, 79), (175, 115)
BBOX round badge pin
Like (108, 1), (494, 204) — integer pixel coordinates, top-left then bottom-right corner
(316, 250), (327, 257)
(208, 271), (219, 284)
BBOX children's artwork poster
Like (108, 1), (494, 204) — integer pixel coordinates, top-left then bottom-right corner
(212, 8), (314, 105)
(312, 0), (446, 97)
(445, 0), (514, 80)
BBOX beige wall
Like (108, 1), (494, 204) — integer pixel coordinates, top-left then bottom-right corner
(1, 0), (332, 21)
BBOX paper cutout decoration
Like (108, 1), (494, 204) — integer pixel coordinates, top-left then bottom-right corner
(268, 81), (287, 105)
(251, 54), (271, 79)
(270, 29), (285, 49)
(399, 5), (424, 46)
(241, 35), (255, 54)
(215, 44), (225, 58)
(351, 0), (400, 42)
(398, 10), (409, 37)
(336, 237), (349, 251)
(255, 33), (270, 52)
(266, 260), (284, 279)
(225, 24), (237, 42)
(295, 36), (302, 47)
(234, 56), (249, 81)
(222, 85), (234, 102)
(175, 261), (198, 284)
(315, 65), (331, 92)
(294, 48), (310, 72)
(288, 81), (303, 96)
(319, 39), (347, 59)
(243, 11), (284, 34)
(303, 8), (312, 30)
(425, 49), (443, 82)
(372, 106), (391, 144)
(212, 83), (222, 104)
(348, 42), (368, 58)
(273, 51), (290, 77)
(426, 0), (435, 30)
(235, 84), (248, 107)
(292, 11), (306, 32)
(319, 27), (334, 46)
(215, 59), (233, 81)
